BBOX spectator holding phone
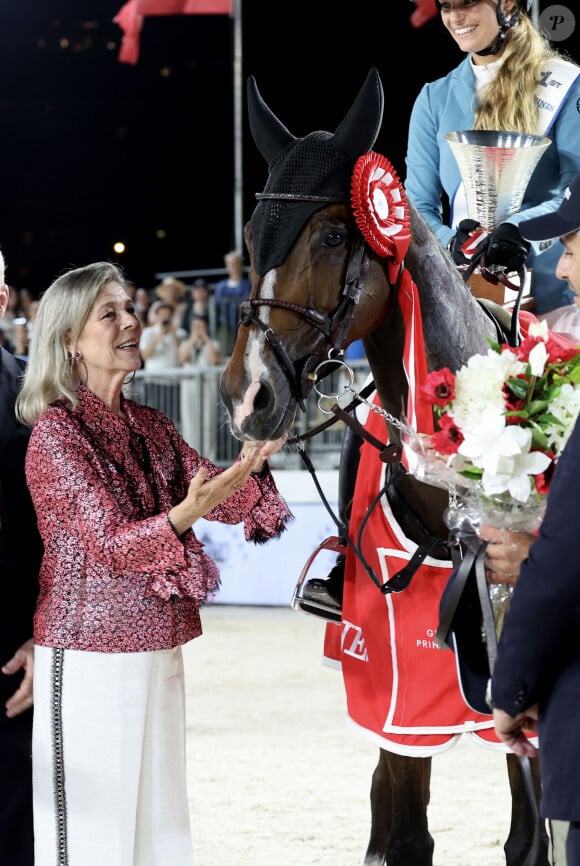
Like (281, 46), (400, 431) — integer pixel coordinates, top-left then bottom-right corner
(140, 300), (187, 418)
(140, 301), (185, 371)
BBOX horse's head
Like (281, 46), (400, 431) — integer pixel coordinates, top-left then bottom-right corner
(220, 67), (398, 441)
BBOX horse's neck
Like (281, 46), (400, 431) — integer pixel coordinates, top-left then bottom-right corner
(362, 319), (450, 542)
(405, 205), (496, 370)
(359, 214), (496, 543)
(363, 208), (495, 423)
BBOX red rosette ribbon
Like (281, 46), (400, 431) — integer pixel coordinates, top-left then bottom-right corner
(351, 153), (412, 263)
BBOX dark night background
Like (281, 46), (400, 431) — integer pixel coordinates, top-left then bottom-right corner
(0, 1), (578, 295)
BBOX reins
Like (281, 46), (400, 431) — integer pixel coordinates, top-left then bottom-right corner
(285, 378), (377, 446)
(291, 399), (451, 595)
(462, 249), (527, 347)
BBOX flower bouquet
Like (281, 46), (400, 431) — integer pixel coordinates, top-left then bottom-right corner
(404, 319), (580, 643)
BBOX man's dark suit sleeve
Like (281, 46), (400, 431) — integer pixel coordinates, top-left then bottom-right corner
(0, 348), (42, 672)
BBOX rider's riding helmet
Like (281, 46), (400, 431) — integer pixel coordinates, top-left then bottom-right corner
(434, 0), (534, 56)
(478, 0), (534, 56)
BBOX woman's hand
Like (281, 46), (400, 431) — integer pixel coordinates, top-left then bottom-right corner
(168, 438), (286, 535)
(240, 436), (287, 474)
(478, 525), (535, 585)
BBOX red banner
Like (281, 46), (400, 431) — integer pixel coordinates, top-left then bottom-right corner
(409, 0), (438, 28)
(114, 0), (233, 64)
(139, 0), (232, 13)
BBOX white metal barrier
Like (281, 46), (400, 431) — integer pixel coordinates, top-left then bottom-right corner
(127, 361), (371, 469)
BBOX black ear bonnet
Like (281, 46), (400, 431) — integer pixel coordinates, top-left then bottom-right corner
(247, 68), (384, 276)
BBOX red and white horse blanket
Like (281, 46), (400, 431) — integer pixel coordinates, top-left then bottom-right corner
(323, 278), (546, 756)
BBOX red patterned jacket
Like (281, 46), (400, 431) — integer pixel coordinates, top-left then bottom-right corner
(25, 386), (292, 652)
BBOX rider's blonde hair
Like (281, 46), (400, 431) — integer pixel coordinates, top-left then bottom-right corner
(474, 13), (576, 133)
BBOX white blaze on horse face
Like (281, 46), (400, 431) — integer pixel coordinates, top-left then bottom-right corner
(233, 269), (277, 429)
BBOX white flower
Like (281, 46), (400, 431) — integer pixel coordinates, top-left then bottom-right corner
(451, 349), (524, 437)
(481, 447), (551, 502)
(457, 407), (511, 464)
(528, 340), (548, 377)
(527, 318), (549, 340)
(544, 383), (580, 453)
(459, 422), (550, 502)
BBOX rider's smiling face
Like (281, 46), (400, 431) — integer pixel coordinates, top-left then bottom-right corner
(438, 0), (515, 61)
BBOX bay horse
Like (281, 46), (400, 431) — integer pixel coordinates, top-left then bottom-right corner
(219, 67), (548, 866)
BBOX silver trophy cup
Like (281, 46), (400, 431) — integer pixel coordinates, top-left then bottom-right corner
(445, 130), (551, 230)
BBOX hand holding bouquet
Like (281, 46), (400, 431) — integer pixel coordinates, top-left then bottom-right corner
(403, 318), (580, 634)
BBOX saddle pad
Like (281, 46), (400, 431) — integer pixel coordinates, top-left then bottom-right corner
(323, 408), (499, 754)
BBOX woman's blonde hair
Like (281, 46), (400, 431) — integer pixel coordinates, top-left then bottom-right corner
(16, 262), (126, 427)
(474, 11), (576, 133)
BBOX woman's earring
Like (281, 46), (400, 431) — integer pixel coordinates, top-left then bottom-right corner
(74, 352), (81, 360)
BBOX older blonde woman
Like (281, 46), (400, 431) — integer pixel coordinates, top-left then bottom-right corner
(16, 262), (290, 866)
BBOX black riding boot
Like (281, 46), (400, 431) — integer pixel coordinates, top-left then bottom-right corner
(300, 422), (363, 620)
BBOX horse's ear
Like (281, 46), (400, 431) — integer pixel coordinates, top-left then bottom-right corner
(247, 75), (296, 165)
(332, 67), (384, 158)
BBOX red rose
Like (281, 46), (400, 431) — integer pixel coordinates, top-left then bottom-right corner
(431, 413), (463, 455)
(422, 368), (456, 406)
(515, 334), (543, 361)
(534, 451), (556, 495)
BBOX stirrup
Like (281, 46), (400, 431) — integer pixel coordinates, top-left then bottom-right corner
(291, 536), (346, 623)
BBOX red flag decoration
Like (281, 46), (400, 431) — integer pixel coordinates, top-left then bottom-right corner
(409, 0), (438, 28)
(114, 0), (233, 64)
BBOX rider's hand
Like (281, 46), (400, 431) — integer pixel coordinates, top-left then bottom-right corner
(449, 219), (486, 266)
(484, 223), (530, 272)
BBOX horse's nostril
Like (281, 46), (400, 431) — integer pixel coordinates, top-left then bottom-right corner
(253, 383), (271, 412)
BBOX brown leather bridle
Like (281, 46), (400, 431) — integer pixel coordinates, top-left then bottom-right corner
(240, 193), (372, 411)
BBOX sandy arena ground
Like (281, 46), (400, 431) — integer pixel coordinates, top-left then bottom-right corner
(184, 604), (520, 866)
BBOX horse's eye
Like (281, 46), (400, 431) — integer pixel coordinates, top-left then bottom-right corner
(323, 229), (346, 248)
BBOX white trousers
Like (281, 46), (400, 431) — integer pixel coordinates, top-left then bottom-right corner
(33, 645), (194, 866)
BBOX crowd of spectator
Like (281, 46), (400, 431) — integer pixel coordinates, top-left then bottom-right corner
(134, 265), (236, 452)
(0, 285), (39, 357)
(0, 249), (249, 363)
